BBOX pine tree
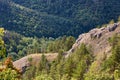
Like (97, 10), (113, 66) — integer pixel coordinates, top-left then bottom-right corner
(23, 66), (36, 80)
(73, 43), (90, 62)
(109, 19), (114, 24)
(117, 16), (120, 22)
(112, 44), (120, 69)
(64, 56), (74, 80)
(73, 60), (87, 80)
(37, 54), (49, 74)
(49, 63), (58, 80)
(72, 43), (92, 80)
(65, 36), (75, 51)
(56, 50), (63, 64)
(103, 35), (120, 72)
(56, 59), (65, 80)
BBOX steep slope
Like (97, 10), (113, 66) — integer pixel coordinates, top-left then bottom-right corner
(0, 0), (120, 38)
(67, 22), (120, 57)
(0, 1), (74, 38)
(13, 22), (120, 72)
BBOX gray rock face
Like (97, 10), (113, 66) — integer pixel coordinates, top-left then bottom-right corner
(107, 23), (118, 32)
(66, 22), (120, 57)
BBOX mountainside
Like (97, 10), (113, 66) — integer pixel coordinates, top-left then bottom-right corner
(13, 22), (120, 73)
(7, 22), (120, 80)
(1, 0), (120, 79)
(67, 22), (120, 57)
(0, 0), (120, 38)
(0, 1), (73, 37)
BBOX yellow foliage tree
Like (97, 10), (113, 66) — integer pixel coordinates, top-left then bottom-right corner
(0, 28), (6, 58)
(0, 57), (21, 80)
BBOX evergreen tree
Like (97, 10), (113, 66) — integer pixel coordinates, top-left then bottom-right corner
(106, 35), (120, 71)
(64, 56), (74, 80)
(49, 62), (58, 80)
(65, 36), (75, 51)
(112, 44), (120, 70)
(56, 50), (64, 64)
(72, 44), (92, 80)
(73, 43), (90, 62)
(23, 66), (36, 80)
(109, 19), (115, 24)
(118, 16), (120, 22)
(35, 74), (53, 80)
(73, 60), (87, 80)
(37, 54), (49, 73)
(56, 59), (65, 80)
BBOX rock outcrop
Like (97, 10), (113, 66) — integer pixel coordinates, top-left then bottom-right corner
(66, 22), (120, 57)
(13, 22), (120, 72)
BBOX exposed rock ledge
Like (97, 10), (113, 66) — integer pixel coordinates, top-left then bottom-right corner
(66, 22), (120, 57)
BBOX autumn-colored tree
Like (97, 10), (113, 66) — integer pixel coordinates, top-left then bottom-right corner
(0, 57), (21, 80)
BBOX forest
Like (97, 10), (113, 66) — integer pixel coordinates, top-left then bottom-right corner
(0, 0), (120, 80)
(0, 0), (120, 38)
(0, 19), (120, 80)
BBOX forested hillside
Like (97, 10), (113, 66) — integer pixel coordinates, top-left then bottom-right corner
(0, 0), (120, 79)
(14, 21), (120, 80)
(0, 0), (120, 38)
(4, 30), (75, 60)
(0, 21), (120, 80)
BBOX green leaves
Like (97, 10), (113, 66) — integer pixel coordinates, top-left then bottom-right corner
(1, 0), (120, 38)
(0, 57), (21, 80)
(35, 74), (53, 80)
(73, 60), (87, 80)
(0, 68), (20, 80)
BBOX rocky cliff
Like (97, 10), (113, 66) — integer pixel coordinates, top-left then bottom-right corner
(66, 22), (120, 58)
(13, 22), (120, 72)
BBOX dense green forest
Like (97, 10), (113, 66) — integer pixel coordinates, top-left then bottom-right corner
(20, 31), (120, 80)
(0, 0), (120, 38)
(0, 19), (120, 80)
(1, 33), (120, 80)
(0, 0), (120, 80)
(3, 31), (75, 60)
